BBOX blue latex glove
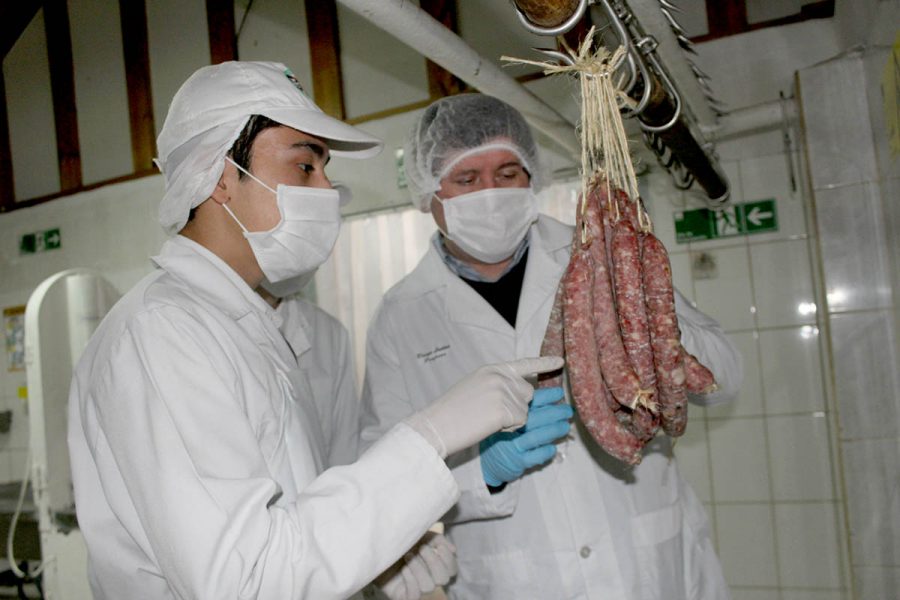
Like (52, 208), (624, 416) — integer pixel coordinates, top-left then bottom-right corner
(480, 386), (573, 487)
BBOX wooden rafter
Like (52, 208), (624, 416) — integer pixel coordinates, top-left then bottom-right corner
(419, 0), (465, 98)
(694, 0), (834, 43)
(119, 0), (156, 172)
(206, 0), (237, 64)
(43, 0), (81, 190)
(305, 0), (345, 120)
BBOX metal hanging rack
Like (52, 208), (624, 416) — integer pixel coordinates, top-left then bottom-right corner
(512, 0), (730, 205)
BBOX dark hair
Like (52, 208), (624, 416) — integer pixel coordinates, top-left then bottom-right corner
(187, 115), (281, 222)
(228, 114), (281, 177)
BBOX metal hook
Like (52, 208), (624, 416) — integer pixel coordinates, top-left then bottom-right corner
(514, 0), (590, 37)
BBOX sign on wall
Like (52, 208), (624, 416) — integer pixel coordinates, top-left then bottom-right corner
(20, 228), (62, 254)
(674, 199), (778, 243)
(4, 306), (26, 372)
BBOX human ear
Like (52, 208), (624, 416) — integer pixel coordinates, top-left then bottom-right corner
(210, 161), (236, 205)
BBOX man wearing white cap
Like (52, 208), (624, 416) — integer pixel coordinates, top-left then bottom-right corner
(67, 61), (562, 600)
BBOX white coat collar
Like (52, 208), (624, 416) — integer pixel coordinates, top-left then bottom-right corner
(399, 215), (572, 334)
(274, 298), (312, 359)
(152, 236), (283, 329)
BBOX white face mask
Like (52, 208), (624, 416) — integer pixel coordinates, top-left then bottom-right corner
(223, 157), (341, 283)
(437, 187), (538, 263)
(259, 269), (317, 299)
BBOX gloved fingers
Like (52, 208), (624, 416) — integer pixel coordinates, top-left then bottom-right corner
(521, 443), (558, 469)
(530, 386), (565, 407)
(403, 551), (434, 596)
(516, 420), (572, 451)
(426, 533), (458, 580)
(505, 356), (565, 378)
(418, 536), (455, 586)
(380, 569), (413, 600)
(524, 403), (574, 431)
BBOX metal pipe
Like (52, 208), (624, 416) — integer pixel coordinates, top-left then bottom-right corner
(708, 98), (799, 141)
(334, 0), (580, 159)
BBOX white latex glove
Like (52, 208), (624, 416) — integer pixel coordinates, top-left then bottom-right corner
(377, 532), (457, 600)
(404, 356), (564, 458)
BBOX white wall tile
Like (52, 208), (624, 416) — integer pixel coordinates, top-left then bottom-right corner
(706, 331), (763, 419)
(798, 55), (879, 189)
(758, 327), (825, 415)
(780, 590), (845, 600)
(670, 252), (694, 305)
(841, 438), (900, 567)
(715, 503), (779, 587)
(815, 182), (893, 313)
(750, 239), (817, 328)
(693, 245), (756, 331)
(774, 503), (843, 588)
(740, 152), (809, 244)
(829, 310), (900, 439)
(709, 417), (771, 502)
(854, 566), (900, 600)
(730, 589), (779, 600)
(767, 414), (835, 501)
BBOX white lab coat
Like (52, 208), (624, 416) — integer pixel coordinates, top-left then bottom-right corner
(361, 215), (742, 600)
(276, 297), (360, 468)
(68, 235), (459, 600)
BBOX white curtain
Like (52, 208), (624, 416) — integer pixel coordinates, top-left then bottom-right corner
(313, 179), (581, 387)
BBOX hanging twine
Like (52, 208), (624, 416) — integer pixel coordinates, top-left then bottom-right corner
(503, 27), (643, 224)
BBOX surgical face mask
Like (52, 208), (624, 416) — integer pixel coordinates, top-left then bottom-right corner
(223, 157), (341, 283)
(259, 269), (317, 299)
(437, 187), (538, 263)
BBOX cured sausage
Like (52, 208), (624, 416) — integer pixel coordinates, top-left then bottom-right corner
(641, 232), (688, 436)
(683, 348), (717, 394)
(563, 243), (643, 465)
(584, 191), (650, 411)
(539, 278), (567, 389)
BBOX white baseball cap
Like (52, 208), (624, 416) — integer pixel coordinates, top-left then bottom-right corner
(156, 61), (382, 234)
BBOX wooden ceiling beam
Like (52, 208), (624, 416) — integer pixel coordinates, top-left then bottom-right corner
(305, 0), (345, 120)
(207, 0), (237, 64)
(419, 0), (464, 98)
(43, 0), (81, 190)
(119, 0), (156, 172)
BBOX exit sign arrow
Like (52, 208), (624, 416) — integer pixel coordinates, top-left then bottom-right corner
(746, 205), (774, 227)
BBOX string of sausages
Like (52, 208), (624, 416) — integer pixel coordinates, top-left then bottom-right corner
(540, 176), (717, 465)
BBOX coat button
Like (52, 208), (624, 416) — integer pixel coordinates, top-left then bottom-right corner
(580, 545), (591, 558)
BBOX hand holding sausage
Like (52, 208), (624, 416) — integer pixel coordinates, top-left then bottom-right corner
(404, 357), (565, 458)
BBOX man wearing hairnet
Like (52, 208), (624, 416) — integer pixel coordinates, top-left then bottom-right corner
(360, 94), (743, 599)
(67, 62), (563, 600)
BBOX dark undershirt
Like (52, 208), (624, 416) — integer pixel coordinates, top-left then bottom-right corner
(459, 249), (529, 328)
(459, 250), (529, 494)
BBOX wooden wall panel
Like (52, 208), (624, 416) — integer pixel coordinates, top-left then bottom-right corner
(43, 0), (82, 190)
(305, 0), (345, 119)
(120, 0), (156, 172)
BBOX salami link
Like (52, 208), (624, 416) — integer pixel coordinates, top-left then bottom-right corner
(584, 191), (651, 411)
(641, 233), (688, 436)
(564, 246), (643, 465)
(538, 278), (567, 389)
(683, 348), (718, 394)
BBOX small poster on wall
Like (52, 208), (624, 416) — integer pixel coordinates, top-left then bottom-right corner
(4, 306), (26, 372)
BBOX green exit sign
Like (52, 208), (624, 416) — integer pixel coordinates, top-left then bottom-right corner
(20, 228), (62, 254)
(674, 199), (778, 243)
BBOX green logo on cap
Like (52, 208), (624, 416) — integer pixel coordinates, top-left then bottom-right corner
(283, 68), (307, 96)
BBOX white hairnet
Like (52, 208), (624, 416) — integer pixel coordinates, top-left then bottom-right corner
(404, 94), (543, 211)
(156, 61), (382, 235)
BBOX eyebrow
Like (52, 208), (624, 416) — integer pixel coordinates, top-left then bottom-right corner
(292, 141), (331, 165)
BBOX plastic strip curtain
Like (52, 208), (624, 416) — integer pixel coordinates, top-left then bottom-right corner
(314, 179), (582, 390)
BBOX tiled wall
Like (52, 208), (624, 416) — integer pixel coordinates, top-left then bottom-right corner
(644, 136), (850, 598)
(798, 47), (900, 599)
